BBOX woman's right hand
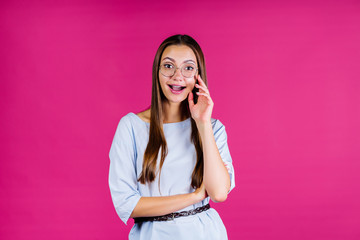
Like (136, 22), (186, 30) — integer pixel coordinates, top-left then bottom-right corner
(193, 182), (208, 202)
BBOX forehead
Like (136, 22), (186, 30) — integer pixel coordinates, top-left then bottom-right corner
(161, 45), (197, 63)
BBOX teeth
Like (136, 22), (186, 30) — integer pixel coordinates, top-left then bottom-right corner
(171, 85), (183, 91)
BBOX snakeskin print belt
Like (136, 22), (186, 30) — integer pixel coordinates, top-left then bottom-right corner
(133, 203), (210, 223)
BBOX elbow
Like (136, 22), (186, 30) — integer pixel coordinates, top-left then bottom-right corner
(210, 192), (228, 203)
(208, 184), (231, 203)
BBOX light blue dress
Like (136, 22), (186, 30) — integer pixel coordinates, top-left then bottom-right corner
(108, 112), (235, 239)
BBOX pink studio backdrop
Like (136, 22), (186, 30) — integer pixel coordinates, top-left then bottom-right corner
(1, 0), (359, 239)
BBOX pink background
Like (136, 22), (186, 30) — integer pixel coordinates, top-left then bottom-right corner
(1, 0), (360, 239)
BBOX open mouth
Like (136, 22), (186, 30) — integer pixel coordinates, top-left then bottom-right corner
(168, 84), (186, 91)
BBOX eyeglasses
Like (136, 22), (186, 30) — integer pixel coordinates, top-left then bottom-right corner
(159, 62), (198, 78)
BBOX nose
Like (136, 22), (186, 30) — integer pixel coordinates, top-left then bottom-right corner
(172, 67), (183, 80)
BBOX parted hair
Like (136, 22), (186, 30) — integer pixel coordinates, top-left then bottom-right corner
(138, 34), (208, 189)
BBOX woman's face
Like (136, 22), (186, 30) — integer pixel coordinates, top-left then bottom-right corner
(159, 44), (197, 104)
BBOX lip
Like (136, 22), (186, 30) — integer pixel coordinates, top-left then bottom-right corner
(168, 84), (186, 87)
(168, 84), (186, 94)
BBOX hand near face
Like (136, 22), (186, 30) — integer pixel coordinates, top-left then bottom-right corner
(188, 75), (213, 124)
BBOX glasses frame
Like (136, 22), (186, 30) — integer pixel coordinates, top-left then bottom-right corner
(159, 62), (198, 78)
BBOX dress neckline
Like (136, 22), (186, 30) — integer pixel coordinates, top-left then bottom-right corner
(130, 112), (191, 126)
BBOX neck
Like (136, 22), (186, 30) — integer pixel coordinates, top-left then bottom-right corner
(162, 101), (184, 123)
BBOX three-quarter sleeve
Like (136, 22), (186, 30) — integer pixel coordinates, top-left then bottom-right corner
(108, 115), (141, 225)
(213, 119), (235, 193)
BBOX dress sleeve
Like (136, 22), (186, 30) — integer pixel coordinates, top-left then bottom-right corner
(108, 115), (141, 225)
(213, 119), (235, 193)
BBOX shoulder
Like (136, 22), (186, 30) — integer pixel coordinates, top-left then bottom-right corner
(118, 109), (150, 123)
(210, 117), (228, 138)
(136, 109), (151, 123)
(210, 117), (226, 130)
(118, 112), (135, 125)
(115, 111), (150, 133)
(112, 113), (133, 137)
(114, 112), (141, 134)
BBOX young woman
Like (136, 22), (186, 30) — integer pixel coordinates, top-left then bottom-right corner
(109, 34), (235, 239)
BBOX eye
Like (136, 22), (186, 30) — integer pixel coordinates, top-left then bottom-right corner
(163, 63), (174, 69)
(184, 65), (195, 71)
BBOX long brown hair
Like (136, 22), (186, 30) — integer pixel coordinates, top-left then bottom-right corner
(138, 34), (208, 189)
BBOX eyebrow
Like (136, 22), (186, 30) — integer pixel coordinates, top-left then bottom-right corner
(162, 57), (196, 64)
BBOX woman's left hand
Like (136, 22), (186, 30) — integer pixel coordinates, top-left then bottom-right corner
(188, 75), (213, 124)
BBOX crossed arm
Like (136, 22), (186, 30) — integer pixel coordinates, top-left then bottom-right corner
(130, 121), (230, 218)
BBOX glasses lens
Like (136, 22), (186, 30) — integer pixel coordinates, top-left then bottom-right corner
(160, 63), (175, 77)
(181, 63), (197, 78)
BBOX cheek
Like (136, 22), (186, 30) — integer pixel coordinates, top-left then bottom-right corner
(187, 79), (196, 89)
(158, 77), (167, 90)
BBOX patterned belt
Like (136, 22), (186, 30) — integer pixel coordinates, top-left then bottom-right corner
(134, 203), (210, 223)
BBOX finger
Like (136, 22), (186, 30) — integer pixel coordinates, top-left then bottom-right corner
(188, 91), (194, 108)
(196, 92), (213, 103)
(195, 91), (210, 97)
(195, 83), (210, 95)
(197, 75), (207, 87)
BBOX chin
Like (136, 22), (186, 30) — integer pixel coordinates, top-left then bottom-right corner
(167, 96), (187, 104)
(164, 91), (189, 103)
(167, 98), (186, 104)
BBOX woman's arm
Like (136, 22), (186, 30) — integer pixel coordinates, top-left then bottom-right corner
(197, 122), (230, 202)
(109, 115), (208, 223)
(130, 183), (207, 218)
(188, 75), (231, 202)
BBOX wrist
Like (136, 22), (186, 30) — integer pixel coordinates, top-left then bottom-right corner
(195, 119), (212, 129)
(196, 121), (213, 138)
(191, 190), (203, 203)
